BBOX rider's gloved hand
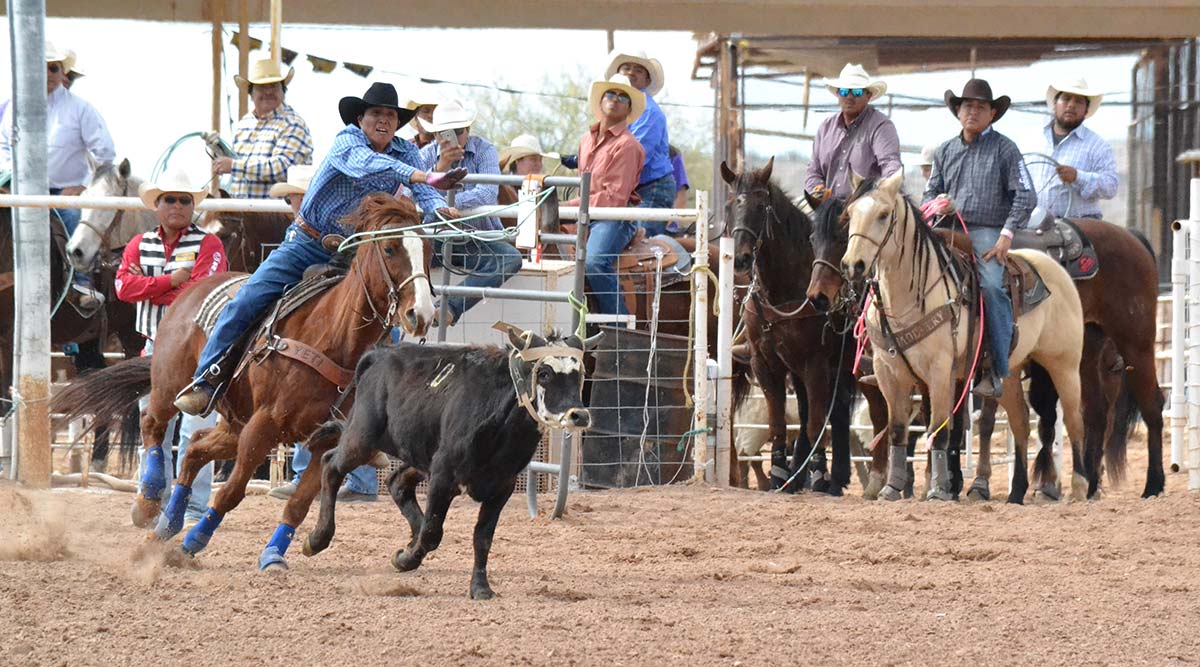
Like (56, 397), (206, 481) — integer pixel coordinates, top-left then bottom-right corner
(920, 194), (955, 221)
(425, 167), (469, 190)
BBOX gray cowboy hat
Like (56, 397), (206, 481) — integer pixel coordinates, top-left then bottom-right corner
(944, 78), (1011, 122)
(338, 82), (417, 127)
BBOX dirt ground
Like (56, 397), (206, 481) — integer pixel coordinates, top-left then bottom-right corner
(2, 439), (1199, 667)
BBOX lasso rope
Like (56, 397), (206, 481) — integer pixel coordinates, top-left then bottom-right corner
(151, 131), (236, 181)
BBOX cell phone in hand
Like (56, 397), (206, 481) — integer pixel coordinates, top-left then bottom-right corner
(438, 129), (458, 145)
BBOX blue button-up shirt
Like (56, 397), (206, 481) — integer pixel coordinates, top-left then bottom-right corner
(300, 124), (445, 236)
(923, 127), (1035, 231)
(419, 134), (502, 231)
(628, 92), (672, 185)
(1025, 121), (1118, 219)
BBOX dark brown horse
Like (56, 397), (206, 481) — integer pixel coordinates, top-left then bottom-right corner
(722, 158), (856, 494)
(53, 194), (434, 560)
(807, 190), (1164, 498)
(202, 190), (294, 274)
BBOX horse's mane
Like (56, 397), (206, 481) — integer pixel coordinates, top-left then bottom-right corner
(339, 193), (420, 232)
(812, 195), (848, 244)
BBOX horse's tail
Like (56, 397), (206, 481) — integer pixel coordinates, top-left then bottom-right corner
(1128, 228), (1156, 262)
(731, 358), (753, 412)
(1104, 370), (1139, 486)
(51, 356), (152, 470)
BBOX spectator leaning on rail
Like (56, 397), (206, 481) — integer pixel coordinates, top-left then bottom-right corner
(0, 41), (115, 309)
(805, 63), (901, 202)
(603, 49), (675, 236)
(920, 78), (1037, 400)
(263, 164), (380, 502)
(115, 170), (227, 527)
(418, 100), (523, 326)
(566, 73), (645, 315)
(173, 82), (466, 416)
(212, 59), (313, 199)
(1023, 78), (1117, 221)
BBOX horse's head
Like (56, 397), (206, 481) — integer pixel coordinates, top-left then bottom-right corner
(806, 194), (851, 313)
(69, 158), (136, 271)
(842, 170), (905, 281)
(343, 193), (435, 337)
(721, 157), (777, 276)
(498, 323), (602, 430)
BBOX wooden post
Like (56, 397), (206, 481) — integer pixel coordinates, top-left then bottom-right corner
(691, 190), (710, 482)
(606, 30), (614, 53)
(270, 0), (282, 64)
(210, 0), (223, 196)
(237, 0), (249, 118)
(802, 69), (811, 128)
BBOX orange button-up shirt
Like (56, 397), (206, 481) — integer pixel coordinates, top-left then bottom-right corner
(568, 121), (645, 210)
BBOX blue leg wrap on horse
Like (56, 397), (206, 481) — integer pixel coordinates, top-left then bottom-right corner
(153, 484), (192, 541)
(182, 508), (224, 555)
(141, 446), (166, 500)
(257, 524), (296, 571)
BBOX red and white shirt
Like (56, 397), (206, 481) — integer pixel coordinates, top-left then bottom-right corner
(115, 223), (226, 341)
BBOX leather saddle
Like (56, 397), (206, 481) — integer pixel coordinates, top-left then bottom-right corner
(616, 230), (693, 315)
(1010, 213), (1099, 280)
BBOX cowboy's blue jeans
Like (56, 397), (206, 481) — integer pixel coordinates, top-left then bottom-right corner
(433, 238), (523, 320)
(585, 220), (638, 315)
(193, 224), (330, 384)
(634, 173), (677, 237)
(291, 444), (377, 495)
(968, 226), (1012, 378)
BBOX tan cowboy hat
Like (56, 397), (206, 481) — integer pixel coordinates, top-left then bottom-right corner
(604, 49), (665, 96)
(417, 99), (475, 133)
(588, 74), (645, 124)
(1046, 78), (1103, 118)
(138, 169), (208, 209)
(45, 42), (76, 74)
(499, 134), (560, 170)
(825, 63), (887, 99)
(268, 164), (316, 198)
(915, 144), (937, 167)
(234, 59), (295, 93)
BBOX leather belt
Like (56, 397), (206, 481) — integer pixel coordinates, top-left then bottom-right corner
(297, 219), (322, 242)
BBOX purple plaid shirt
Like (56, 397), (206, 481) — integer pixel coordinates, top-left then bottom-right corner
(805, 106), (901, 199)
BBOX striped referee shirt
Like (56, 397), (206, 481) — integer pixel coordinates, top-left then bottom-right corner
(115, 224), (227, 341)
(229, 103), (314, 199)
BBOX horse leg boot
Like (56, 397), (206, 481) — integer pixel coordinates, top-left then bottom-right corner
(132, 408), (174, 528)
(926, 449), (954, 501)
(468, 479), (517, 600)
(156, 423), (237, 541)
(260, 421), (343, 571)
(878, 422), (910, 501)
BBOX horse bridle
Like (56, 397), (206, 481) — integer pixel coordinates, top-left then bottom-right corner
(75, 179), (132, 269)
(728, 188), (783, 256)
(355, 228), (432, 330)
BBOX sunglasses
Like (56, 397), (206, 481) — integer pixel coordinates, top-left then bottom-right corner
(161, 195), (193, 206)
(47, 63), (61, 74)
(603, 90), (632, 105)
(453, 127), (468, 136)
(838, 88), (866, 98)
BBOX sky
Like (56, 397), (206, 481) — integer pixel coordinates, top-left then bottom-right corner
(1, 18), (1137, 191)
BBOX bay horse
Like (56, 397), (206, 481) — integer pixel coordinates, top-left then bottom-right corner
(840, 171), (1086, 503)
(722, 157), (856, 494)
(808, 185), (1163, 499)
(52, 193), (434, 559)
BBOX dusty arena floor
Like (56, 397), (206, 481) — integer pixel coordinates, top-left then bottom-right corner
(2, 443), (1199, 666)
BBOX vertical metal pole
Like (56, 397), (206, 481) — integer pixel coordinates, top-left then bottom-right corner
(1171, 217), (1187, 472)
(714, 229), (734, 487)
(436, 188), (456, 342)
(9, 0), (52, 487)
(1189, 176), (1200, 492)
(554, 173), (589, 519)
(691, 192), (710, 482)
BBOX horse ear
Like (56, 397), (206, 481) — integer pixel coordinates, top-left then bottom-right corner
(849, 170), (864, 194)
(804, 190), (823, 211)
(719, 161), (737, 185)
(118, 158), (131, 180)
(757, 156), (774, 182)
(879, 169), (904, 196)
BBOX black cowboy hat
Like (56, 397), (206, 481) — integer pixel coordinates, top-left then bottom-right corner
(338, 82), (417, 127)
(944, 78), (1011, 123)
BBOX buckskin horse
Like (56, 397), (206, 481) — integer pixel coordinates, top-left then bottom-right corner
(808, 181), (1163, 499)
(721, 158), (856, 494)
(840, 171), (1087, 503)
(52, 194), (434, 559)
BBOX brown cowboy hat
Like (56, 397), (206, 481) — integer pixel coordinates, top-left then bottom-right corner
(944, 78), (1011, 123)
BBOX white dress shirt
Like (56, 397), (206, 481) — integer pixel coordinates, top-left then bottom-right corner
(0, 85), (115, 188)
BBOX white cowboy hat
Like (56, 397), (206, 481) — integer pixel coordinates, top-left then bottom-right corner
(234, 58), (295, 93)
(915, 144), (937, 167)
(500, 134), (560, 165)
(138, 169), (209, 210)
(268, 164), (316, 198)
(417, 99), (475, 133)
(603, 49), (665, 96)
(45, 42), (76, 74)
(825, 63), (887, 99)
(1046, 78), (1103, 118)
(588, 74), (646, 125)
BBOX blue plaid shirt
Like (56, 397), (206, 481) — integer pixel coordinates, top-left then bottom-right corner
(923, 127), (1035, 231)
(299, 124), (445, 236)
(1026, 122), (1118, 219)
(419, 134), (502, 231)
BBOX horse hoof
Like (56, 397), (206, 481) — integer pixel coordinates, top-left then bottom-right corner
(392, 549), (420, 573)
(878, 485), (902, 502)
(863, 473), (884, 501)
(964, 479), (991, 503)
(1070, 473), (1089, 502)
(131, 497), (161, 529)
(301, 536), (321, 558)
(258, 546), (289, 572)
(1032, 485), (1061, 504)
(469, 585), (496, 601)
(925, 488), (954, 502)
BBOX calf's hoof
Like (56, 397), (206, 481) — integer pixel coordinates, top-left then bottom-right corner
(131, 496), (161, 529)
(301, 534), (324, 558)
(469, 584), (496, 600)
(391, 548), (421, 573)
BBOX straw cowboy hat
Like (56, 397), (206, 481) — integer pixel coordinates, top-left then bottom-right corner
(268, 164), (316, 198)
(944, 78), (1011, 122)
(234, 59), (295, 93)
(915, 144), (937, 167)
(338, 82), (417, 127)
(138, 169), (209, 209)
(589, 73), (645, 124)
(417, 99), (476, 133)
(45, 42), (76, 74)
(1046, 78), (1103, 118)
(499, 134), (560, 170)
(603, 49), (665, 96)
(825, 63), (887, 99)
